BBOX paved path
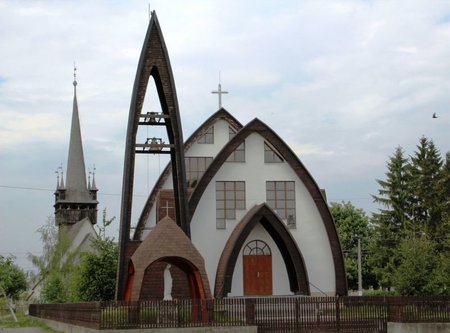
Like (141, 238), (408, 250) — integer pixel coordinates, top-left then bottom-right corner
(0, 328), (47, 333)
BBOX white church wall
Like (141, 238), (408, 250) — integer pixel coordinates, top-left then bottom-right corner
(141, 204), (156, 239)
(293, 185), (336, 296)
(191, 132), (336, 296)
(162, 175), (173, 189)
(185, 119), (231, 158)
(245, 134), (335, 295)
(190, 184), (231, 284)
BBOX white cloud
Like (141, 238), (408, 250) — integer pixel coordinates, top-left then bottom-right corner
(0, 111), (66, 150)
(291, 143), (335, 157)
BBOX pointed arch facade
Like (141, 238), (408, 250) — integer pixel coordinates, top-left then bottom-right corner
(214, 203), (309, 297)
(190, 118), (347, 296)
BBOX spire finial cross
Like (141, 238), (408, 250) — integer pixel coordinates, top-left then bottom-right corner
(211, 72), (228, 109)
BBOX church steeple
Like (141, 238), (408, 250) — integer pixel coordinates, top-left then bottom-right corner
(54, 67), (98, 226)
(65, 67), (90, 201)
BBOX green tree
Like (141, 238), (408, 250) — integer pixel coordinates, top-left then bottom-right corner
(73, 209), (117, 301)
(373, 146), (411, 227)
(74, 238), (118, 301)
(431, 231), (450, 295)
(28, 216), (77, 302)
(370, 146), (410, 289)
(408, 137), (443, 240)
(0, 255), (27, 299)
(436, 152), (450, 239)
(330, 201), (375, 290)
(371, 137), (450, 294)
(392, 237), (437, 295)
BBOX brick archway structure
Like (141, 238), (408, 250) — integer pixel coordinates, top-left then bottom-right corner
(126, 216), (211, 301)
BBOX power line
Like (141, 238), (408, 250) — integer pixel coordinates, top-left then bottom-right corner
(0, 185), (53, 192)
(0, 184), (148, 197)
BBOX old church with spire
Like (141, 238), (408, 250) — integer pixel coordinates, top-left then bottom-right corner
(54, 70), (98, 254)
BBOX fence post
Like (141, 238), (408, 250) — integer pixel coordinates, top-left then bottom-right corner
(335, 296), (340, 332)
(245, 298), (255, 325)
(201, 299), (210, 324)
(95, 302), (101, 330)
(387, 297), (399, 322)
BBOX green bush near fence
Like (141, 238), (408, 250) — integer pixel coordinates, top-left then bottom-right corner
(178, 305), (191, 323)
(101, 307), (129, 326)
(140, 307), (158, 323)
(364, 290), (396, 296)
(213, 310), (242, 324)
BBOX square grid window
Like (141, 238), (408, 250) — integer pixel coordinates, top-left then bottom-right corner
(266, 181), (296, 228)
(185, 157), (213, 188)
(227, 126), (245, 162)
(264, 142), (283, 163)
(197, 126), (214, 144)
(216, 181), (246, 229)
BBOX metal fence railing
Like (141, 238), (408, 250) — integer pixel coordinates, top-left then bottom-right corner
(29, 302), (102, 329)
(29, 296), (450, 332)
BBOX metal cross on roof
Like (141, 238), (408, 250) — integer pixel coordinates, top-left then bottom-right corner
(211, 73), (228, 109)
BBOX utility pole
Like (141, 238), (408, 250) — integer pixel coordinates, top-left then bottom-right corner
(357, 237), (363, 296)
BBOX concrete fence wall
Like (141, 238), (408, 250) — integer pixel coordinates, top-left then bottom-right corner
(388, 322), (450, 333)
(41, 317), (257, 333)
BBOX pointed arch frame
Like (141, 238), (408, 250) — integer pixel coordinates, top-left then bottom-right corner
(215, 204), (309, 297)
(116, 11), (189, 300)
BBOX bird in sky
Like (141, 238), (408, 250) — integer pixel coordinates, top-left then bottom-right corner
(432, 112), (438, 118)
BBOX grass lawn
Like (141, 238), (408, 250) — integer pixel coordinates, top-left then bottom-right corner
(0, 311), (60, 332)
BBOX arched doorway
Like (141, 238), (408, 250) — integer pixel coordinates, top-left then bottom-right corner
(214, 204), (310, 298)
(139, 257), (205, 300)
(243, 240), (272, 296)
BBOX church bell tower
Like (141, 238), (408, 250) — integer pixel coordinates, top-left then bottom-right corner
(54, 69), (98, 226)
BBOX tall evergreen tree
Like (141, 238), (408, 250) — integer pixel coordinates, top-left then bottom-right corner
(409, 137), (443, 240)
(370, 146), (410, 289)
(371, 137), (449, 293)
(437, 152), (450, 235)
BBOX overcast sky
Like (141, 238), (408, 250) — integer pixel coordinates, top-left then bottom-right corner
(1, 0), (449, 272)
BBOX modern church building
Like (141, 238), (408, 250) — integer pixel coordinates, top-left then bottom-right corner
(115, 11), (347, 300)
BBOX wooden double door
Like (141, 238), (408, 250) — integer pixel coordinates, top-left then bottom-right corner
(243, 240), (273, 295)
